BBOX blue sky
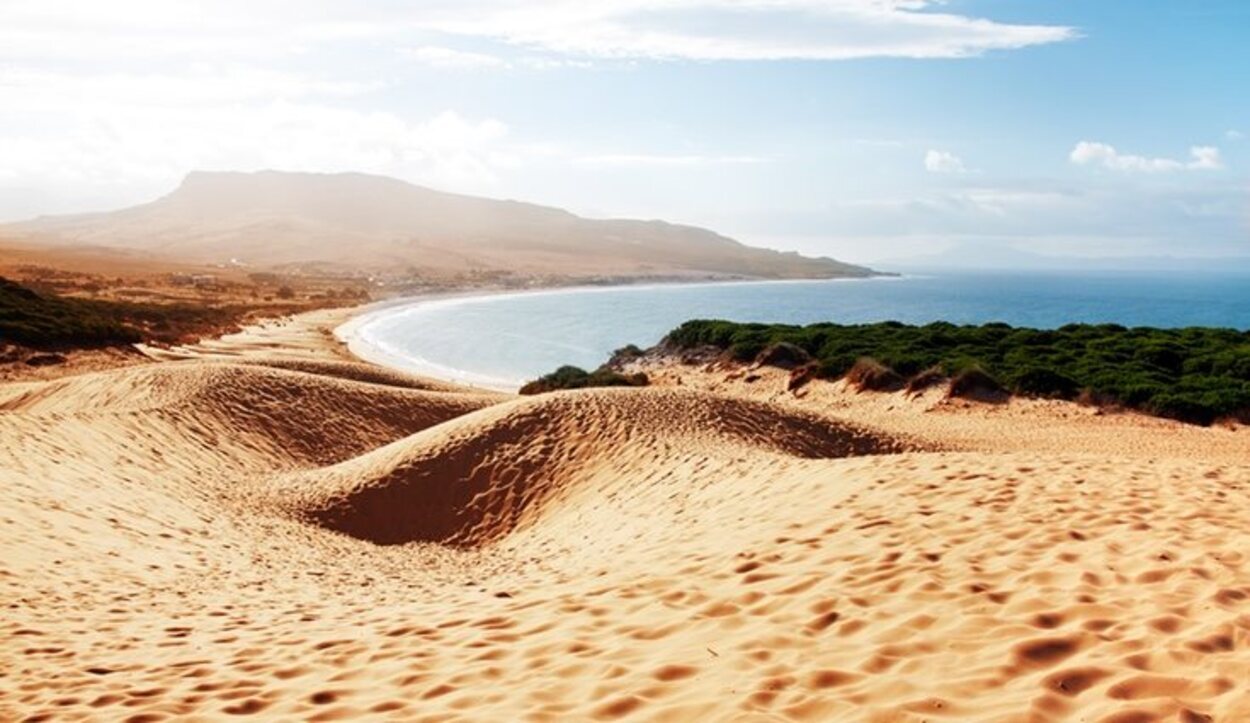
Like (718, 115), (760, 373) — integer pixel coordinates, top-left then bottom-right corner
(1, 0), (1246, 263)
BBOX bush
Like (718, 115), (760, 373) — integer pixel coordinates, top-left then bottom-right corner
(787, 361), (820, 392)
(948, 366), (1008, 402)
(845, 357), (905, 392)
(519, 365), (648, 395)
(754, 341), (812, 369)
(905, 365), (946, 394)
(0, 276), (274, 349)
(1010, 367), (1080, 399)
(606, 344), (646, 369)
(1, 276), (140, 347)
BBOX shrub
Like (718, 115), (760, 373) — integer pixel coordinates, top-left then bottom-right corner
(787, 361), (820, 392)
(1, 276), (140, 347)
(1149, 393), (1220, 426)
(0, 276), (287, 349)
(1010, 367), (1081, 399)
(611, 343), (645, 360)
(651, 319), (1250, 424)
(519, 365), (648, 395)
(845, 357), (905, 392)
(754, 341), (813, 369)
(948, 366), (1008, 402)
(905, 365), (947, 394)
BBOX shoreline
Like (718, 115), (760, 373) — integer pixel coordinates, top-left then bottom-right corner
(335, 288), (530, 392)
(335, 275), (904, 392)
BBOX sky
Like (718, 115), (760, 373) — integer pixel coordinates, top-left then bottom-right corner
(1, 0), (1247, 264)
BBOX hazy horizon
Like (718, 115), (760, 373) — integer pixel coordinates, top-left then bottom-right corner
(2, 1), (1247, 265)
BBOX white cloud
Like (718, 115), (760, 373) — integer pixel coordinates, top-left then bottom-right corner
(924, 149), (965, 173)
(0, 101), (517, 219)
(401, 46), (509, 70)
(1069, 141), (1224, 172)
(0, 0), (1075, 65)
(414, 0), (1076, 61)
(1187, 146), (1223, 170)
(1226, 130), (1245, 141)
(0, 0), (1077, 219)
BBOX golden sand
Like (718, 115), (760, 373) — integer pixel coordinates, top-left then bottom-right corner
(3, 312), (1248, 722)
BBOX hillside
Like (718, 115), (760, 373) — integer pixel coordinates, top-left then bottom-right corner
(5, 171), (876, 280)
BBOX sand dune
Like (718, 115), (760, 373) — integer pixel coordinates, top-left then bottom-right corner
(285, 389), (915, 547)
(3, 335), (1250, 721)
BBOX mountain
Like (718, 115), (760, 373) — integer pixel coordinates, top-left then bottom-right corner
(6, 171), (876, 280)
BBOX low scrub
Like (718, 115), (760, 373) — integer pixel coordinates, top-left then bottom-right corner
(2, 276), (261, 349)
(948, 366), (1008, 402)
(845, 357), (905, 392)
(661, 318), (1250, 425)
(753, 342), (812, 369)
(2, 276), (140, 347)
(520, 365), (648, 395)
(905, 365), (946, 395)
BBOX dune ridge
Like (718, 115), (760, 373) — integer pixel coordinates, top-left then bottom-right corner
(3, 329), (1249, 721)
(288, 388), (917, 547)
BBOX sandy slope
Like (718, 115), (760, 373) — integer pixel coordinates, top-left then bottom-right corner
(3, 336), (1249, 721)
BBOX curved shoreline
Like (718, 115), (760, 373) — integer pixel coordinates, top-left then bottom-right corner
(335, 288), (532, 392)
(334, 277), (900, 392)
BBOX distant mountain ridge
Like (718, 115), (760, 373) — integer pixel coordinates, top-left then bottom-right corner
(7, 171), (876, 280)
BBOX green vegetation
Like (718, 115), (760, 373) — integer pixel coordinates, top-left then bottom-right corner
(1, 276), (245, 348)
(844, 357), (904, 392)
(2, 276), (140, 347)
(664, 319), (1250, 425)
(519, 365), (649, 395)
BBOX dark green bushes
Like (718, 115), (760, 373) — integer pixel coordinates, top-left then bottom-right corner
(948, 366), (1007, 402)
(663, 319), (1250, 425)
(1008, 367), (1081, 399)
(519, 365), (648, 395)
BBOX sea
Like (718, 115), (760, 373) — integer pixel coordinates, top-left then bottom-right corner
(344, 271), (1250, 390)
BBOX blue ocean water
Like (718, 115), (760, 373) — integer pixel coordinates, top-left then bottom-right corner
(350, 271), (1250, 389)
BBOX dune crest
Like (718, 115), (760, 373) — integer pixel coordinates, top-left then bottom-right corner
(294, 388), (916, 547)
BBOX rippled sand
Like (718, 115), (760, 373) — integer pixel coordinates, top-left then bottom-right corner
(3, 320), (1249, 722)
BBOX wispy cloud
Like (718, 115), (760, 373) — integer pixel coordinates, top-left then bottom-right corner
(0, 0), (1075, 65)
(1069, 142), (1224, 172)
(924, 149), (965, 173)
(415, 0), (1077, 61)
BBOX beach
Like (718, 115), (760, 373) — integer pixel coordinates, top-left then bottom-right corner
(328, 272), (1250, 397)
(3, 304), (1249, 722)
